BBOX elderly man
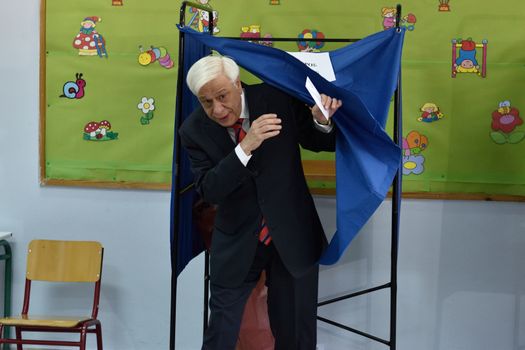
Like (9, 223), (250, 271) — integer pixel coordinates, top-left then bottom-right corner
(179, 55), (342, 350)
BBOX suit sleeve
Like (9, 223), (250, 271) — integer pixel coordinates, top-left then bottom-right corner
(291, 95), (336, 152)
(179, 129), (254, 205)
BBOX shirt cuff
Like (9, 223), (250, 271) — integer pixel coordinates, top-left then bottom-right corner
(313, 117), (334, 133)
(235, 144), (252, 166)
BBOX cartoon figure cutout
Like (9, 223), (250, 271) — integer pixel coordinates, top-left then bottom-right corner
(439, 0), (450, 11)
(452, 38), (487, 78)
(400, 13), (417, 31)
(137, 97), (155, 125)
(73, 16), (107, 57)
(297, 29), (325, 52)
(381, 7), (417, 31)
(187, 1), (220, 33)
(240, 25), (261, 41)
(199, 10), (219, 33)
(490, 101), (524, 144)
(60, 73), (86, 99)
(138, 46), (174, 69)
(418, 102), (444, 123)
(381, 7), (396, 30)
(83, 120), (118, 141)
(402, 131), (428, 175)
(240, 25), (273, 47)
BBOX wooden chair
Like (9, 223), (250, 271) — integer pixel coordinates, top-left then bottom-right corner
(0, 239), (104, 350)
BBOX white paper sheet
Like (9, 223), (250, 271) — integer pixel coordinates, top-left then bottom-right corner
(305, 77), (329, 120)
(288, 51), (336, 82)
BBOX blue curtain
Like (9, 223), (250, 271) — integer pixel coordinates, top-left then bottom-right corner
(173, 26), (405, 270)
(170, 34), (210, 276)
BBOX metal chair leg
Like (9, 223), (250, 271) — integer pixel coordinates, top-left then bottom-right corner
(96, 324), (103, 350)
(80, 326), (87, 350)
(15, 327), (22, 350)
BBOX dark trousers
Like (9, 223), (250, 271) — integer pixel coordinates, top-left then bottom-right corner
(202, 242), (319, 350)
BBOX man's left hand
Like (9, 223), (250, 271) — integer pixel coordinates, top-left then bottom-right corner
(311, 94), (343, 125)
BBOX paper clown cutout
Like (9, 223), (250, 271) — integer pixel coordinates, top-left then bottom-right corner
(418, 102), (444, 123)
(73, 16), (107, 57)
(187, 1), (220, 33)
(452, 38), (487, 78)
(381, 7), (417, 31)
(381, 7), (397, 30)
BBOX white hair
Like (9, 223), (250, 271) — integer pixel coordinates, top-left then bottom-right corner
(186, 55), (240, 96)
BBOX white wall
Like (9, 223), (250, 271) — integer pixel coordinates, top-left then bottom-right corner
(176, 198), (525, 350)
(1, 2), (172, 349)
(2, 2), (524, 350)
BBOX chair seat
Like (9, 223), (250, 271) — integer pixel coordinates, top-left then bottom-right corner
(0, 315), (93, 328)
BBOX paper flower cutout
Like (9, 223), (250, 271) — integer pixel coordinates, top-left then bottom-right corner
(491, 102), (522, 133)
(138, 97), (155, 113)
(490, 101), (524, 144)
(402, 131), (428, 175)
(402, 155), (425, 175)
(137, 97), (155, 125)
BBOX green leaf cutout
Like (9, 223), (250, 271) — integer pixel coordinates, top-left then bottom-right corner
(490, 132), (507, 144)
(508, 131), (525, 144)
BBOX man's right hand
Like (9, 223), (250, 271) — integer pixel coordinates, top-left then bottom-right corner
(240, 114), (282, 156)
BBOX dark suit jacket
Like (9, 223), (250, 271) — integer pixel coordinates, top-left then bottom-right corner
(179, 83), (335, 288)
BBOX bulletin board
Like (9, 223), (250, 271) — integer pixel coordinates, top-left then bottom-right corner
(385, 0), (525, 201)
(40, 0), (180, 189)
(41, 0), (525, 200)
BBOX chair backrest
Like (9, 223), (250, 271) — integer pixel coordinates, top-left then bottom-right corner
(26, 240), (103, 283)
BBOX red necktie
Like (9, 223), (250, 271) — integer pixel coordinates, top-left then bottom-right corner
(231, 118), (247, 144)
(231, 118), (272, 245)
(258, 220), (271, 245)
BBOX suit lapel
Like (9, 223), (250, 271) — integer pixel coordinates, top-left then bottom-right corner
(244, 84), (267, 125)
(243, 85), (268, 166)
(200, 111), (235, 156)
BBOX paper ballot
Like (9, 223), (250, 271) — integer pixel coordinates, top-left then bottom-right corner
(288, 51), (336, 82)
(305, 77), (329, 120)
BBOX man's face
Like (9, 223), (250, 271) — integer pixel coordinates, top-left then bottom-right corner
(197, 74), (242, 127)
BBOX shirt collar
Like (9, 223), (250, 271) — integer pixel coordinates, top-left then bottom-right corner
(240, 89), (249, 120)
